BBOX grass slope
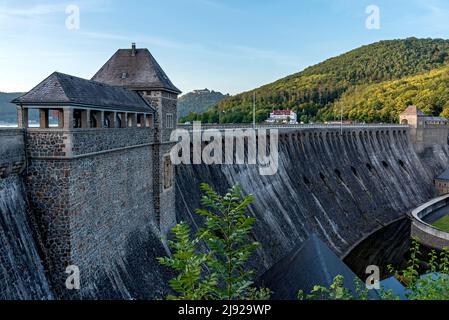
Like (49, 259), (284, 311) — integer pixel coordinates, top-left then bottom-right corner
(432, 215), (449, 233)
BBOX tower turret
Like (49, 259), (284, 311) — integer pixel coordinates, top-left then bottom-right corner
(92, 44), (180, 234)
(10, 45), (180, 297)
(399, 105), (449, 152)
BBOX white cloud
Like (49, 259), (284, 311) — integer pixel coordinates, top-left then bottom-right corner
(82, 30), (300, 68)
(0, 3), (66, 17)
(0, 0), (108, 30)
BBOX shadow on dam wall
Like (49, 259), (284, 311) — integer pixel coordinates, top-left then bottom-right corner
(0, 175), (53, 299)
(175, 128), (449, 275)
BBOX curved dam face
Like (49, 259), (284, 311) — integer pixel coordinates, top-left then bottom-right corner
(0, 130), (53, 299)
(0, 175), (53, 299)
(176, 126), (449, 274)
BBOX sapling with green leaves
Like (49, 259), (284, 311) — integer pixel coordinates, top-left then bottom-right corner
(299, 239), (449, 300)
(157, 222), (217, 300)
(158, 183), (269, 300)
(388, 239), (449, 300)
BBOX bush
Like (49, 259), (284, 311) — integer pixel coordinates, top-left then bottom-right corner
(158, 183), (270, 300)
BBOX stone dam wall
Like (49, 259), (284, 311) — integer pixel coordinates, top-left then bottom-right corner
(1, 125), (449, 299)
(175, 126), (449, 275)
(0, 129), (53, 299)
(24, 128), (173, 299)
(0, 128), (174, 300)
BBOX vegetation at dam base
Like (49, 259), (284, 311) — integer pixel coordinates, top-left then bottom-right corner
(158, 183), (270, 300)
(299, 240), (449, 300)
(159, 184), (449, 301)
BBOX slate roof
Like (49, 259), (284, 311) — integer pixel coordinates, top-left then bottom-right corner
(12, 72), (153, 113)
(257, 234), (379, 300)
(436, 168), (449, 181)
(400, 105), (426, 116)
(91, 46), (181, 94)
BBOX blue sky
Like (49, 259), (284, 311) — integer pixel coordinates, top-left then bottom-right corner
(1, 0), (449, 94)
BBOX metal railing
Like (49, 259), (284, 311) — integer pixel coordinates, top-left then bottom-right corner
(177, 123), (409, 131)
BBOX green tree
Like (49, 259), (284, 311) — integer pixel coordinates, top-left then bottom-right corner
(157, 222), (217, 300)
(158, 183), (269, 300)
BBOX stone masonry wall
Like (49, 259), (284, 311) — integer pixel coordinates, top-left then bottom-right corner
(155, 143), (176, 236)
(26, 128), (155, 158)
(26, 158), (71, 295)
(144, 94), (177, 234)
(66, 146), (171, 298)
(25, 128), (172, 298)
(70, 128), (155, 155)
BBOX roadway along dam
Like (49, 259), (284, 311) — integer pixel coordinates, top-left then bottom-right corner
(175, 125), (449, 275)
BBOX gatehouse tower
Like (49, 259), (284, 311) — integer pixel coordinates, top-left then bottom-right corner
(12, 44), (180, 297)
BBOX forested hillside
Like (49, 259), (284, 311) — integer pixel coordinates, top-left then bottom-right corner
(180, 38), (449, 124)
(329, 66), (449, 122)
(0, 92), (23, 123)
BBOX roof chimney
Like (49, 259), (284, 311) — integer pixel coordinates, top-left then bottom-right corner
(131, 43), (136, 56)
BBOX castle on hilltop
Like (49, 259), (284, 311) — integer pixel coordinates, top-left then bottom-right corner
(9, 43), (180, 297)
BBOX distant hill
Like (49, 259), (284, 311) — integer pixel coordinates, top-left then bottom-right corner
(178, 89), (229, 118)
(180, 38), (449, 124)
(0, 92), (23, 124)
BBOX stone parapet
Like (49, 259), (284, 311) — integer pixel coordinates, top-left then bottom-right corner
(410, 194), (449, 250)
(26, 128), (156, 158)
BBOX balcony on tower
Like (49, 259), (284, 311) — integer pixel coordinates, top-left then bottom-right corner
(12, 72), (157, 158)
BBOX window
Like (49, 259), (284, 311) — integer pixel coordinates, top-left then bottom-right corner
(146, 114), (154, 127)
(73, 110), (82, 128)
(163, 155), (173, 190)
(166, 113), (174, 129)
(137, 114), (145, 127)
(90, 110), (102, 128)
